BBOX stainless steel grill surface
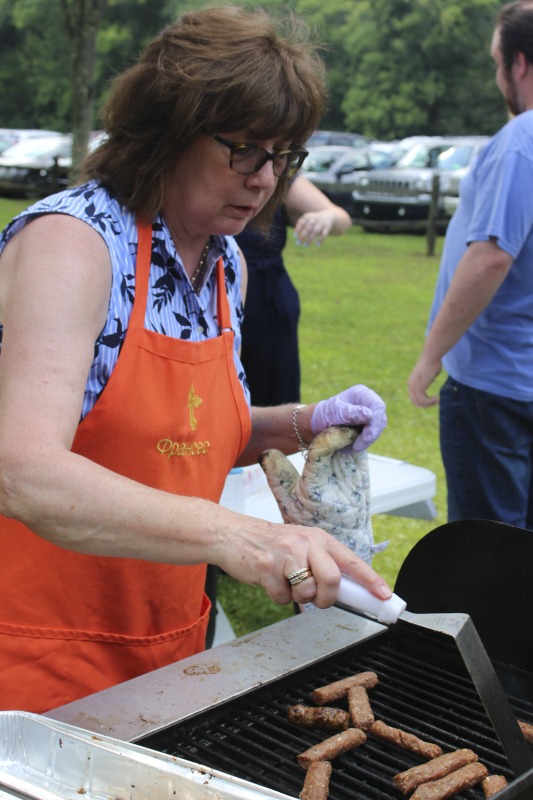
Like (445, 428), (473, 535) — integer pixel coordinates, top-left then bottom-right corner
(136, 624), (533, 800)
(46, 521), (533, 800)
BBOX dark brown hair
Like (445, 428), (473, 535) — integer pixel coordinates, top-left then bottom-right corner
(81, 5), (327, 223)
(498, 1), (533, 75)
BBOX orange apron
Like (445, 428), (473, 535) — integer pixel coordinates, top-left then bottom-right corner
(0, 222), (251, 713)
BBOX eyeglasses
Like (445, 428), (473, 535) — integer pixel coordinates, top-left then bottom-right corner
(211, 134), (308, 178)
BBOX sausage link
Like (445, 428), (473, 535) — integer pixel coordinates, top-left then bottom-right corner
(287, 704), (350, 731)
(311, 671), (379, 705)
(410, 762), (488, 800)
(370, 720), (443, 759)
(300, 761), (332, 800)
(347, 685), (374, 730)
(519, 720), (533, 743)
(393, 749), (478, 795)
(482, 775), (508, 798)
(297, 728), (367, 769)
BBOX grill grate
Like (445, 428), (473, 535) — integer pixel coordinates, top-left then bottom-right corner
(137, 627), (533, 800)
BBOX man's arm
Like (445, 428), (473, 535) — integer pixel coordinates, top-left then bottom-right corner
(408, 239), (513, 407)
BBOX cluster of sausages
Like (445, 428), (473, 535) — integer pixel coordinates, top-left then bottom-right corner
(286, 670), (529, 800)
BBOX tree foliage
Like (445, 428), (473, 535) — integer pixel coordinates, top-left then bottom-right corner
(0, 0), (511, 143)
(0, 0), (172, 131)
(337, 0), (508, 138)
(0, 0), (72, 130)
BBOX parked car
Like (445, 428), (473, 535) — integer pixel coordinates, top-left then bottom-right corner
(57, 130), (108, 173)
(0, 134), (73, 198)
(0, 137), (14, 156)
(442, 194), (461, 219)
(439, 138), (489, 220)
(306, 130), (370, 148)
(351, 136), (489, 232)
(368, 136), (439, 165)
(0, 128), (63, 158)
(0, 128), (62, 149)
(302, 145), (355, 174)
(304, 146), (398, 215)
(0, 131), (110, 199)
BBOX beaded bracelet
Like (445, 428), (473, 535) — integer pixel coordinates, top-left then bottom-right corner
(292, 404), (309, 455)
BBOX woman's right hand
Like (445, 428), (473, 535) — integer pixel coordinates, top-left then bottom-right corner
(213, 514), (392, 609)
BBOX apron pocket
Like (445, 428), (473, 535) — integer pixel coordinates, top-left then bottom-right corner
(0, 595), (210, 713)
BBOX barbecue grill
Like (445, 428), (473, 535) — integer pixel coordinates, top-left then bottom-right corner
(42, 519), (533, 800)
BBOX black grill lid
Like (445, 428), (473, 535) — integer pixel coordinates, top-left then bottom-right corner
(394, 519), (533, 687)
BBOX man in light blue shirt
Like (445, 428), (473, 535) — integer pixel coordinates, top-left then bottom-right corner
(409, 0), (533, 527)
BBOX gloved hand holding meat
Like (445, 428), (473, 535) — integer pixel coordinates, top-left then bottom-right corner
(259, 425), (387, 564)
(311, 385), (387, 452)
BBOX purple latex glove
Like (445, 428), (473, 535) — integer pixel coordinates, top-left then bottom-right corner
(311, 385), (387, 452)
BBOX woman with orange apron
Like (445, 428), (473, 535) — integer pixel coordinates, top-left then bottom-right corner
(0, 6), (391, 716)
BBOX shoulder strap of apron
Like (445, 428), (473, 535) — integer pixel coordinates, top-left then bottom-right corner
(137, 223), (232, 335)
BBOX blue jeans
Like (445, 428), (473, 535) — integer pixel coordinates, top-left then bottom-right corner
(440, 377), (533, 528)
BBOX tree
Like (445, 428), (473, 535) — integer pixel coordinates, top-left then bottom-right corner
(0, 0), (72, 130)
(337, 0), (508, 139)
(0, 0), (174, 172)
(0, 0), (512, 148)
(60, 0), (107, 177)
(249, 0), (508, 139)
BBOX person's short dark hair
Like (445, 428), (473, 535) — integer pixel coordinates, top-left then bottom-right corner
(498, 0), (533, 76)
(81, 5), (327, 224)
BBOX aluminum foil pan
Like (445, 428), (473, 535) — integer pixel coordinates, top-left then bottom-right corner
(0, 711), (296, 800)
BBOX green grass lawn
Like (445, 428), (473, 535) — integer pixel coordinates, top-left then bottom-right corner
(0, 198), (31, 227)
(0, 197), (448, 639)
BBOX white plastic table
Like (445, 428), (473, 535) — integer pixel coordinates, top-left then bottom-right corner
(220, 452), (437, 522)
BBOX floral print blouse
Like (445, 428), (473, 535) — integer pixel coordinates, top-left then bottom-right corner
(0, 181), (250, 419)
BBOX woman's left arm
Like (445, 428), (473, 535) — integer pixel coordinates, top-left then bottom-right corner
(238, 404), (316, 465)
(286, 175), (352, 244)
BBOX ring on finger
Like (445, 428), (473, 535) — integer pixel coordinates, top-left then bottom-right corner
(286, 567), (313, 586)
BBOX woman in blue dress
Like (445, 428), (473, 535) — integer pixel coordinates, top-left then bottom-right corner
(237, 175), (351, 406)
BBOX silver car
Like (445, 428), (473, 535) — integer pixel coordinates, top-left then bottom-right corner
(0, 133), (72, 198)
(351, 136), (489, 232)
(303, 146), (398, 215)
(301, 145), (355, 175)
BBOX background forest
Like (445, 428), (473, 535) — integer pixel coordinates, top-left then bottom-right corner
(0, 0), (510, 143)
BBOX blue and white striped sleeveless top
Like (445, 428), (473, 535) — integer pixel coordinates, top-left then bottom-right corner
(0, 181), (250, 419)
